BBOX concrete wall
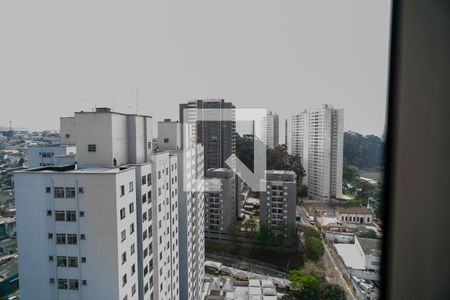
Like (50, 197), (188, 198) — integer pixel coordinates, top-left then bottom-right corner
(14, 168), (139, 300)
(157, 121), (181, 151)
(28, 145), (76, 168)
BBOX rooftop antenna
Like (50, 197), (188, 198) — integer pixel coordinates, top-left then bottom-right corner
(136, 86), (139, 114)
(9, 120), (12, 131)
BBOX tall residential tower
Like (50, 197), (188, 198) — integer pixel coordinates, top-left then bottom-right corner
(15, 108), (180, 300)
(291, 105), (344, 201)
(255, 111), (279, 149)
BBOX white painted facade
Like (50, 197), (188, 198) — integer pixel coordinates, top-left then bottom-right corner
(60, 108), (152, 168)
(15, 108), (180, 300)
(15, 167), (139, 300)
(255, 111), (279, 149)
(291, 105), (344, 201)
(157, 121), (205, 300)
(157, 120), (182, 151)
(27, 144), (76, 168)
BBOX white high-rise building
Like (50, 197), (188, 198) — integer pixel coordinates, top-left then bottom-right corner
(157, 119), (205, 300)
(255, 111), (279, 149)
(15, 108), (179, 300)
(291, 105), (344, 201)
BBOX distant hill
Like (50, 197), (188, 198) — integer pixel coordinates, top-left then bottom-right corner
(344, 131), (384, 171)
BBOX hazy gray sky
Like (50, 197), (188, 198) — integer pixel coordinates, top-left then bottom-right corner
(0, 0), (391, 136)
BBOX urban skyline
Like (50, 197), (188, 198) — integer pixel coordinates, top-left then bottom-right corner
(0, 1), (391, 136)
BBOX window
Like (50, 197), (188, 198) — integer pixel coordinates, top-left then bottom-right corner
(120, 208), (126, 220)
(82, 280), (87, 286)
(67, 234), (77, 244)
(49, 256), (54, 261)
(88, 144), (96, 152)
(55, 211), (65, 221)
(164, 138), (169, 143)
(49, 278), (55, 284)
(144, 265), (148, 275)
(130, 223), (135, 234)
(66, 211), (76, 222)
(158, 204), (161, 212)
(132, 283), (136, 295)
(65, 187), (76, 198)
(121, 230), (126, 242)
(54, 187), (64, 198)
(129, 181), (134, 192)
(65, 133), (70, 139)
(81, 257), (87, 263)
(148, 191), (152, 202)
(79, 211), (85, 217)
(131, 264), (136, 275)
(158, 171), (161, 179)
(57, 256), (67, 267)
(69, 279), (79, 290)
(142, 194), (147, 203)
(68, 257), (78, 267)
(147, 174), (151, 186)
(120, 185), (125, 196)
(148, 208), (152, 221)
(143, 212), (147, 221)
(46, 187), (51, 193)
(122, 274), (127, 287)
(129, 203), (134, 214)
(142, 175), (146, 185)
(58, 279), (68, 289)
(56, 234), (65, 244)
(80, 234), (86, 240)
(78, 187), (84, 193)
(47, 210), (52, 216)
(131, 243), (135, 255)
(122, 252), (127, 265)
(158, 188), (161, 196)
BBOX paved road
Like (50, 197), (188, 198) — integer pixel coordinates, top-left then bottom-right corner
(322, 239), (357, 300)
(205, 253), (288, 279)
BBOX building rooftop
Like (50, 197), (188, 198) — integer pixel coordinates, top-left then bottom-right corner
(265, 170), (296, 182)
(0, 256), (18, 281)
(357, 237), (382, 256)
(334, 243), (366, 270)
(72, 107), (152, 118)
(336, 206), (372, 215)
(310, 202), (373, 215)
(16, 164), (134, 174)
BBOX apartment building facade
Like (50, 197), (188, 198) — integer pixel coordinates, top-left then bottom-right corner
(291, 105), (344, 201)
(203, 168), (236, 240)
(255, 111), (279, 149)
(15, 108), (179, 300)
(179, 99), (236, 172)
(259, 170), (297, 235)
(157, 119), (205, 300)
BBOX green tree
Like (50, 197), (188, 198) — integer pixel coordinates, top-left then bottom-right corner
(287, 270), (321, 300)
(297, 184), (308, 198)
(343, 165), (359, 184)
(305, 236), (324, 262)
(254, 223), (272, 248)
(321, 283), (347, 300)
(358, 229), (377, 238)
